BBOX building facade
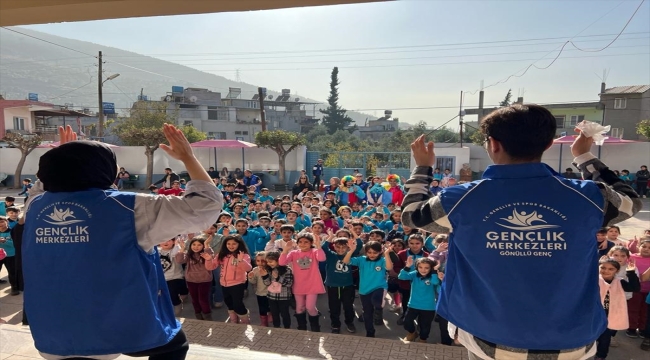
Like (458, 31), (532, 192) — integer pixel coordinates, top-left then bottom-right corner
(463, 85), (650, 139)
(0, 99), (90, 142)
(599, 85), (650, 140)
(137, 87), (320, 142)
(354, 110), (399, 140)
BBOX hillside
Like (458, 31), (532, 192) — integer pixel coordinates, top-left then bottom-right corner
(0, 27), (375, 124)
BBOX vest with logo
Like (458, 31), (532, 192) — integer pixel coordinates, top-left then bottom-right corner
(437, 163), (606, 350)
(23, 190), (180, 356)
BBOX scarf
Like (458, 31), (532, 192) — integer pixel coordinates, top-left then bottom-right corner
(37, 141), (117, 192)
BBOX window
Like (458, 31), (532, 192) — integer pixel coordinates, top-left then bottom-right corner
(13, 117), (25, 130)
(569, 115), (584, 126)
(235, 131), (242, 135)
(554, 115), (566, 129)
(242, 131), (249, 135)
(610, 128), (624, 138)
(435, 157), (456, 176)
(614, 98), (626, 109)
(208, 132), (226, 139)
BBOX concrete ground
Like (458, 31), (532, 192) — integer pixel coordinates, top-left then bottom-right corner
(0, 189), (649, 359)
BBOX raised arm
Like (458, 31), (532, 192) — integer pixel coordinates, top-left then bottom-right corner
(571, 132), (642, 226)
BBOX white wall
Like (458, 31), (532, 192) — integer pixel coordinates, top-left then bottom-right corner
(410, 146), (471, 172)
(543, 142), (650, 173)
(0, 145), (307, 176)
(411, 142), (650, 174)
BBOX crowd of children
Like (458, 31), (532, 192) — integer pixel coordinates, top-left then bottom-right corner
(147, 172), (473, 345)
(596, 229), (650, 358)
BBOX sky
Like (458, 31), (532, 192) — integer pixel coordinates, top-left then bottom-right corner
(20, 0), (650, 127)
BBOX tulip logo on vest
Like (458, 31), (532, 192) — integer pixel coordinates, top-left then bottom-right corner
(482, 204), (568, 257)
(34, 203), (92, 244)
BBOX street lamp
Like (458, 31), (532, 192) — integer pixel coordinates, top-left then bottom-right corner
(104, 73), (120, 83)
(97, 50), (120, 139)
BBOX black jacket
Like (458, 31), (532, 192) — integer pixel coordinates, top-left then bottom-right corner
(636, 170), (649, 183)
(153, 172), (180, 188)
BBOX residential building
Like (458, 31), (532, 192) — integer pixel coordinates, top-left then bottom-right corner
(599, 84), (650, 140)
(0, 99), (89, 141)
(354, 110), (399, 140)
(137, 87), (320, 141)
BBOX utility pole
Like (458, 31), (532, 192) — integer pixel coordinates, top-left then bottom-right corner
(258, 87), (267, 131)
(459, 91), (464, 148)
(97, 51), (104, 139)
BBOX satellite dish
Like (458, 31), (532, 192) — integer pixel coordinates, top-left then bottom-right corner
(189, 96), (198, 103)
(267, 95), (273, 100)
(295, 98), (300, 102)
(164, 95), (172, 102)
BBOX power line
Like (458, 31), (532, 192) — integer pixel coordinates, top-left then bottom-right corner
(46, 80), (94, 101)
(101, 31), (650, 57)
(6, 42), (646, 70)
(568, 0), (646, 52)
(108, 80), (136, 104)
(2, 33), (646, 67)
(464, 0), (646, 95)
(0, 27), (97, 58)
(110, 44), (649, 67)
(107, 52), (649, 72)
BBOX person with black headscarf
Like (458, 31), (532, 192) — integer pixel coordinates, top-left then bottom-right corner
(22, 124), (223, 360)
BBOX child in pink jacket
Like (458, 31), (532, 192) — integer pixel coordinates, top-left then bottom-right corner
(206, 235), (252, 324)
(175, 236), (217, 320)
(279, 233), (326, 332)
(597, 258), (640, 360)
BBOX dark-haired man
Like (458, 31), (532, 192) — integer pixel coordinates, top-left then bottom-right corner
(402, 104), (642, 359)
(153, 167), (180, 189)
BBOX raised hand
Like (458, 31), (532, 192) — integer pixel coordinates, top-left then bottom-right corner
(384, 243), (394, 255)
(236, 251), (244, 261)
(411, 134), (435, 167)
(259, 267), (268, 277)
(570, 127), (594, 158)
(438, 271), (444, 281)
(175, 236), (185, 249)
(248, 271), (255, 280)
(347, 238), (356, 250)
(159, 123), (194, 161)
(204, 235), (213, 248)
(58, 125), (78, 145)
(314, 235), (322, 248)
(200, 252), (212, 261)
(436, 243), (449, 252)
(405, 256), (414, 268)
(223, 227), (230, 236)
(627, 259), (636, 271)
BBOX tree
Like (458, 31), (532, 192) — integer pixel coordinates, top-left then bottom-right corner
(112, 102), (206, 187)
(2, 133), (42, 188)
(637, 119), (650, 140)
(255, 130), (306, 184)
(320, 67), (353, 134)
(499, 89), (513, 107)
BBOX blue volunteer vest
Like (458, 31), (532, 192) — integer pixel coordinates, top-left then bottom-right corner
(23, 189), (180, 356)
(437, 163), (606, 350)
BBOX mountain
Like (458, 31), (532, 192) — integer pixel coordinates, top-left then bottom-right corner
(0, 27), (375, 125)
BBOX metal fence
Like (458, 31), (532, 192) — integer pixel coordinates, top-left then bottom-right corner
(306, 151), (413, 181)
